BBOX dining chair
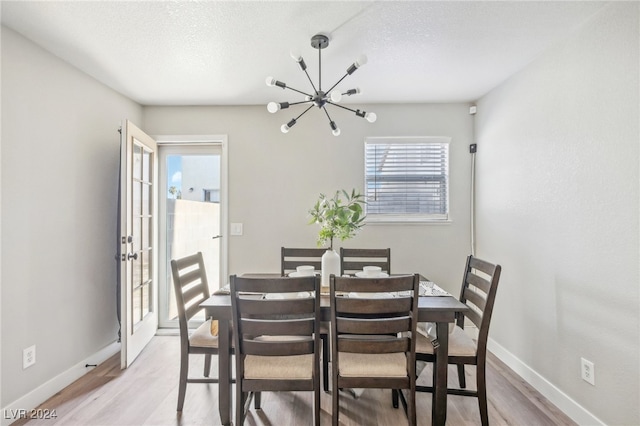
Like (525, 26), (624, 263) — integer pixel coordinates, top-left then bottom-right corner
(170, 252), (231, 412)
(330, 274), (420, 426)
(339, 247), (391, 276)
(415, 255), (502, 426)
(230, 274), (321, 426)
(281, 247), (325, 276)
(281, 246), (331, 393)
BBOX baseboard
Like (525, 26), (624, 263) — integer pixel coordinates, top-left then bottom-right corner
(488, 338), (604, 426)
(1, 341), (120, 426)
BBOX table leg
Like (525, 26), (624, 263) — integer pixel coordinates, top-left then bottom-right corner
(218, 320), (232, 426)
(432, 321), (449, 426)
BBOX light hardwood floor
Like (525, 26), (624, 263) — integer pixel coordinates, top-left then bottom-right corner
(13, 336), (576, 426)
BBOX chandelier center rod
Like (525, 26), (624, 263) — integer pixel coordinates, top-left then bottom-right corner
(311, 34), (329, 93)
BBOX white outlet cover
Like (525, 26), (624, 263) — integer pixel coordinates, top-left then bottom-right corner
(581, 357), (595, 386)
(23, 345), (36, 369)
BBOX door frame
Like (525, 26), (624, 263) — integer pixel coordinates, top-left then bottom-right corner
(154, 134), (229, 329)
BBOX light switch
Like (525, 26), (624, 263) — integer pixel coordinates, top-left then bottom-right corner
(230, 223), (243, 236)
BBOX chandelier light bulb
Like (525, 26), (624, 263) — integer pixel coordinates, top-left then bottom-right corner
(267, 102), (279, 113)
(365, 112), (377, 123)
(290, 50), (302, 62)
(266, 76), (276, 87)
(355, 55), (368, 68)
(330, 121), (341, 136)
(330, 90), (342, 103)
(281, 118), (297, 133)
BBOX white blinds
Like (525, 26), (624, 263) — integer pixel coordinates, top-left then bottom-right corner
(364, 138), (449, 220)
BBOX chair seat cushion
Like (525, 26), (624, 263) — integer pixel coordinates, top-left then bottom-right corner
(244, 354), (313, 379)
(338, 352), (407, 378)
(416, 325), (477, 357)
(189, 319), (220, 348)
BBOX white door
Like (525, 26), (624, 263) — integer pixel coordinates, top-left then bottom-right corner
(119, 120), (158, 368)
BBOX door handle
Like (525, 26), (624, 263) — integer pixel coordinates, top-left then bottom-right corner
(127, 252), (138, 261)
(212, 235), (223, 239)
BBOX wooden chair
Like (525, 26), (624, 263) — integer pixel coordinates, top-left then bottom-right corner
(415, 255), (502, 426)
(230, 275), (321, 426)
(281, 247), (324, 276)
(170, 252), (229, 411)
(281, 247), (331, 393)
(339, 247), (391, 276)
(330, 274), (420, 426)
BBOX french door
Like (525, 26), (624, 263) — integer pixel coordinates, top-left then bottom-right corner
(119, 120), (158, 368)
(157, 141), (226, 328)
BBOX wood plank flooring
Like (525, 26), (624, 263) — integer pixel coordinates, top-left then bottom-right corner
(13, 336), (576, 426)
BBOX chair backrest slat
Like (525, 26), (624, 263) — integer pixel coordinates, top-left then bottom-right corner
(463, 287), (487, 312)
(335, 297), (413, 315)
(242, 338), (315, 356)
(237, 297), (315, 316)
(337, 316), (412, 335)
(339, 337), (410, 354)
(466, 271), (491, 294)
(241, 318), (315, 336)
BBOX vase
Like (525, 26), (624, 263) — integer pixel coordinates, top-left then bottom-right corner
(321, 248), (340, 290)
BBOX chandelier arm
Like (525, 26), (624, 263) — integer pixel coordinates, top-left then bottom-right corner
(322, 106), (334, 122)
(326, 101), (358, 114)
(287, 100), (314, 107)
(325, 72), (350, 95)
(302, 69), (318, 94)
(282, 85), (314, 97)
(294, 104), (315, 121)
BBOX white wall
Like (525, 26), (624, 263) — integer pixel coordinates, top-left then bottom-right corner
(475, 3), (639, 425)
(143, 103), (474, 290)
(1, 27), (142, 407)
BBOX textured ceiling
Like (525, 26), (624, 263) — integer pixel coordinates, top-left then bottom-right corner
(1, 1), (608, 106)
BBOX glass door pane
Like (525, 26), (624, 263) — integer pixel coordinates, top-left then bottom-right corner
(159, 146), (222, 328)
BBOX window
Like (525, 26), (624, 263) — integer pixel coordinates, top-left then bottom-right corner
(364, 137), (450, 222)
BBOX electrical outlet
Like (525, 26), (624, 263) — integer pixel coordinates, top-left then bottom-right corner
(581, 357), (595, 386)
(23, 345), (36, 369)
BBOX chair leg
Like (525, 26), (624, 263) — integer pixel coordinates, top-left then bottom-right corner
(204, 353), (212, 377)
(457, 363), (466, 388)
(236, 387), (245, 426)
(177, 352), (189, 411)
(322, 333), (329, 392)
(314, 379), (321, 426)
(254, 391), (261, 409)
(392, 389), (399, 408)
(477, 363), (489, 426)
(408, 388), (416, 426)
(332, 376), (339, 426)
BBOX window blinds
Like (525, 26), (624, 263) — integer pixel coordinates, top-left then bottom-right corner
(364, 139), (449, 220)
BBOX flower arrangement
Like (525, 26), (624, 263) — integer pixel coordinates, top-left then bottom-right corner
(308, 189), (366, 249)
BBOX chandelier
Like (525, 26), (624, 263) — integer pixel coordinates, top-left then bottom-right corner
(265, 34), (377, 136)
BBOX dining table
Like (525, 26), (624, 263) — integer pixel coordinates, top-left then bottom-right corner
(200, 273), (468, 426)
